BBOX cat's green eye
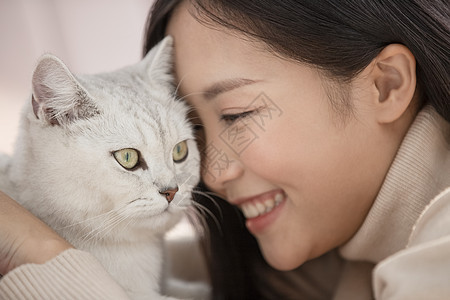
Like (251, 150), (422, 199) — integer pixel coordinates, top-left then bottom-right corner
(173, 141), (188, 163)
(113, 148), (139, 169)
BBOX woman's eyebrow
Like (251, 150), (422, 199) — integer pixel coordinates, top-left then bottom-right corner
(203, 78), (260, 100)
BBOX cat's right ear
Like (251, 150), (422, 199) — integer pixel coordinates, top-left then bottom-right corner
(141, 36), (174, 90)
(32, 54), (99, 126)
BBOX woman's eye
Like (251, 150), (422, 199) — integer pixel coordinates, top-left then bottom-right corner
(113, 148), (139, 169)
(220, 110), (255, 125)
(173, 140), (189, 163)
(193, 123), (204, 132)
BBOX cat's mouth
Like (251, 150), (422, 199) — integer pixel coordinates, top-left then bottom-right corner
(129, 197), (166, 203)
(128, 198), (171, 213)
(126, 196), (187, 218)
(129, 197), (152, 204)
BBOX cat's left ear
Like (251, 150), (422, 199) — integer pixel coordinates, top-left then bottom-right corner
(32, 54), (99, 126)
(141, 36), (174, 90)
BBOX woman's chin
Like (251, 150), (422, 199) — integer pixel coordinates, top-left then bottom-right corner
(258, 240), (310, 271)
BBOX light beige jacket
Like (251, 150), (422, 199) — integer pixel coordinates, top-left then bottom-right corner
(1, 106), (449, 299)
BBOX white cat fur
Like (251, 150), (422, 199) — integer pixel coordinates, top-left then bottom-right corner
(0, 36), (200, 300)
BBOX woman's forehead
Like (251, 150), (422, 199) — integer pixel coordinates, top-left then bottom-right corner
(166, 3), (288, 95)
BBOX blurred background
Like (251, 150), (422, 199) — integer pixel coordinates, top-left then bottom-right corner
(0, 0), (154, 154)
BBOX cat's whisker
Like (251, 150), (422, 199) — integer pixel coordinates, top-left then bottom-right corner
(55, 201), (131, 233)
(190, 200), (217, 223)
(200, 191), (248, 223)
(192, 189), (224, 220)
(185, 106), (200, 115)
(190, 200), (222, 236)
(174, 72), (189, 96)
(81, 212), (129, 244)
(200, 190), (226, 200)
(55, 208), (119, 231)
(185, 206), (211, 239)
(177, 91), (207, 102)
(115, 215), (138, 240)
(95, 215), (132, 243)
(78, 205), (129, 244)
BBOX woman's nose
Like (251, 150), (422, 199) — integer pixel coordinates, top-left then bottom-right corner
(201, 142), (244, 191)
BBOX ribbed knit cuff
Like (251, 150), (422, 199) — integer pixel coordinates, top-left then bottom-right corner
(0, 249), (129, 300)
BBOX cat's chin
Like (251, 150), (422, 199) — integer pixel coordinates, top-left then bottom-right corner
(127, 205), (185, 234)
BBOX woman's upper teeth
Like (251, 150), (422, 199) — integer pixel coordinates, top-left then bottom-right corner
(239, 192), (284, 219)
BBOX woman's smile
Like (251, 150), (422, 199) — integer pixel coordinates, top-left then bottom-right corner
(238, 190), (285, 219)
(230, 189), (287, 233)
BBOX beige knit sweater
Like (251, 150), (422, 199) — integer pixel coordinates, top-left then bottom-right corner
(1, 106), (449, 299)
(336, 105), (450, 299)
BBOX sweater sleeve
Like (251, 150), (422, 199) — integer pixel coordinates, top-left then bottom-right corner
(0, 249), (130, 300)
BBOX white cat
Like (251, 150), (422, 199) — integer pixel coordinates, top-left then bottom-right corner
(0, 36), (201, 299)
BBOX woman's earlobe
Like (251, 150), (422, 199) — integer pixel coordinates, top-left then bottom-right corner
(373, 44), (417, 124)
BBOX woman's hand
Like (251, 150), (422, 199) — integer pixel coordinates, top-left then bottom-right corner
(0, 190), (73, 275)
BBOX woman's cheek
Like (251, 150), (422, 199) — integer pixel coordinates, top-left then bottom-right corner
(241, 134), (283, 180)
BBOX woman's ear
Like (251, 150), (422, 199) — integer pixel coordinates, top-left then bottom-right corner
(371, 44), (416, 124)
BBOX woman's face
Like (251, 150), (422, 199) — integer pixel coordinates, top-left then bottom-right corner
(166, 2), (399, 270)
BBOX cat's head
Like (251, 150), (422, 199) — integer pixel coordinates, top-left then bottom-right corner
(25, 37), (200, 240)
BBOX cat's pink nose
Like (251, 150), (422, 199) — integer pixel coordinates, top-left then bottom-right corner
(159, 187), (179, 203)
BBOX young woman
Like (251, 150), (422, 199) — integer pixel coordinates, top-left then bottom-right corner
(1, 0), (449, 299)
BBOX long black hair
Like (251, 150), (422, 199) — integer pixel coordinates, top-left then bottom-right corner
(143, 1), (450, 298)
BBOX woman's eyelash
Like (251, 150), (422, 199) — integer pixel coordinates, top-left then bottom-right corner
(220, 110), (256, 124)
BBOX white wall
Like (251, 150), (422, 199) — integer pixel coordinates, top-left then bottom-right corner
(0, 0), (154, 154)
